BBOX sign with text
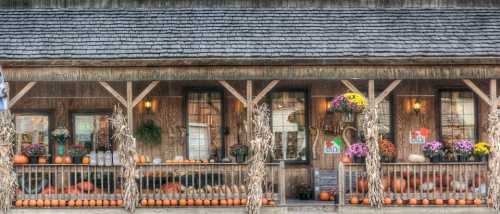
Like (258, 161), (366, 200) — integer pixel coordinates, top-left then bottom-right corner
(323, 137), (342, 154)
(410, 128), (429, 144)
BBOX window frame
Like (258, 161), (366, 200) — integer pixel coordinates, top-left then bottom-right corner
(356, 92), (395, 141)
(183, 87), (226, 161)
(70, 109), (113, 151)
(267, 88), (310, 165)
(437, 88), (479, 143)
(13, 109), (54, 160)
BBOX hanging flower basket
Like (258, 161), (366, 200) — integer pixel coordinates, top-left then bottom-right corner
(329, 92), (367, 113)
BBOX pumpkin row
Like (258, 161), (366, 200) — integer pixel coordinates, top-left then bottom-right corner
(350, 197), (483, 206)
(14, 199), (124, 207)
(139, 198), (276, 206)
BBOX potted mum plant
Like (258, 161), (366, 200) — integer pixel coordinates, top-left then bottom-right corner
(454, 140), (474, 162)
(346, 142), (368, 163)
(422, 140), (444, 163)
(22, 144), (47, 164)
(229, 144), (249, 163)
(330, 92), (366, 122)
(68, 144), (87, 164)
(52, 126), (70, 156)
(379, 139), (396, 163)
(474, 142), (490, 162)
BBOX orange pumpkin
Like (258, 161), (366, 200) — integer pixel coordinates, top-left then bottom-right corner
(76, 182), (94, 192)
(28, 200), (37, 207)
(220, 199), (228, 206)
(140, 199), (148, 206)
(261, 198), (268, 205)
(392, 178), (407, 193)
(75, 200), (83, 207)
(268, 201), (276, 206)
(54, 156), (63, 164)
(395, 198), (403, 205)
(357, 178), (369, 193)
(50, 200), (59, 207)
(62, 156), (72, 164)
(67, 200), (75, 207)
(210, 199), (219, 206)
(95, 200), (103, 206)
(38, 157), (48, 164)
(116, 200), (124, 207)
(350, 197), (359, 204)
(82, 156), (91, 165)
(14, 154), (29, 165)
(458, 199), (466, 206)
(89, 200), (96, 207)
(382, 176), (391, 192)
(227, 199), (234, 206)
(383, 197), (392, 205)
(408, 198), (418, 206)
(36, 199), (44, 207)
(162, 199), (170, 206)
(58, 200), (66, 207)
(340, 155), (352, 163)
(147, 199), (155, 206)
(422, 199), (430, 206)
(233, 199), (240, 206)
(109, 200), (117, 207)
(362, 198), (370, 205)
(187, 199), (194, 206)
(103, 200), (110, 207)
(195, 199), (203, 206)
(82, 200), (89, 207)
(170, 199), (178, 206)
(203, 199), (210, 206)
(43, 199), (50, 207)
(41, 186), (57, 194)
(448, 199), (456, 206)
(435, 198), (444, 206)
(474, 198), (482, 205)
(319, 191), (331, 201)
(240, 199), (247, 206)
(15, 200), (23, 207)
(155, 200), (162, 206)
(179, 199), (187, 206)
(22, 200), (29, 207)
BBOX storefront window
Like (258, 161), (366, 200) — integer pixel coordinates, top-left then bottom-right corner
(186, 90), (223, 161)
(270, 91), (308, 162)
(73, 113), (111, 152)
(440, 91), (476, 143)
(15, 113), (50, 151)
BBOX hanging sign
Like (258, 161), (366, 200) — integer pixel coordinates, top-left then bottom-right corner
(0, 72), (7, 111)
(323, 137), (342, 154)
(409, 128), (429, 144)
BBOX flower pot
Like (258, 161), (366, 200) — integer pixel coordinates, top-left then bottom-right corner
(476, 155), (488, 162)
(29, 157), (38, 164)
(57, 144), (65, 156)
(457, 155), (470, 162)
(352, 157), (365, 164)
(235, 155), (247, 163)
(342, 112), (354, 122)
(72, 157), (83, 164)
(430, 155), (441, 163)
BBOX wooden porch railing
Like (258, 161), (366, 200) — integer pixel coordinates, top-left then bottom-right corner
(338, 162), (488, 206)
(13, 162), (286, 207)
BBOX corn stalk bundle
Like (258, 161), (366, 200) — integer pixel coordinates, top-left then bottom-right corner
(247, 104), (274, 214)
(488, 110), (500, 211)
(362, 107), (384, 208)
(0, 111), (16, 214)
(111, 106), (139, 213)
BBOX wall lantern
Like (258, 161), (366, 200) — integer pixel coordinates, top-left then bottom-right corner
(143, 97), (153, 113)
(413, 99), (422, 114)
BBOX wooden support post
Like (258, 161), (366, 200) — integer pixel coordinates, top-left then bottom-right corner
(246, 80), (253, 142)
(338, 162), (345, 206)
(375, 80), (401, 105)
(491, 79), (497, 112)
(99, 81), (127, 107)
(253, 80), (279, 105)
(341, 80), (363, 95)
(463, 79), (492, 106)
(218, 80), (247, 107)
(368, 80), (375, 107)
(127, 81), (133, 132)
(8, 82), (36, 109)
(132, 81), (159, 107)
(279, 160), (286, 205)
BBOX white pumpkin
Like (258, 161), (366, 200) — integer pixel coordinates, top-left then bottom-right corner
(451, 181), (467, 192)
(420, 182), (435, 191)
(408, 154), (426, 163)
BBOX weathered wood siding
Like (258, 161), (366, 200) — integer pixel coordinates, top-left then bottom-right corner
(9, 79), (493, 198)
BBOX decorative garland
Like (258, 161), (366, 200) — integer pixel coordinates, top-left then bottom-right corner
(111, 106), (139, 213)
(247, 104), (274, 214)
(488, 110), (500, 210)
(362, 107), (384, 208)
(0, 111), (17, 213)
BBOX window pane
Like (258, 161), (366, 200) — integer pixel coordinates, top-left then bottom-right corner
(15, 114), (49, 151)
(74, 114), (111, 152)
(356, 95), (393, 139)
(187, 91), (223, 161)
(440, 91), (476, 143)
(271, 91), (307, 161)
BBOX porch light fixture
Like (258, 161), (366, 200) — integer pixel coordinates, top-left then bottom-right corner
(413, 99), (422, 114)
(144, 98), (152, 110)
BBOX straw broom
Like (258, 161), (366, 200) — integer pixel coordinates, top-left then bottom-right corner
(111, 106), (139, 213)
(0, 111), (16, 214)
(488, 111), (500, 211)
(362, 107), (384, 208)
(247, 104), (274, 214)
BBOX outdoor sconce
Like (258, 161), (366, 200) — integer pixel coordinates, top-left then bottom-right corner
(413, 99), (422, 114)
(144, 99), (152, 110)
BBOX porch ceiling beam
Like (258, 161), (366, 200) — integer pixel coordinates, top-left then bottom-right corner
(8, 81), (36, 108)
(463, 79), (492, 106)
(132, 80), (159, 107)
(340, 80), (363, 95)
(218, 80), (247, 107)
(253, 80), (280, 105)
(375, 80), (402, 105)
(98, 81), (127, 107)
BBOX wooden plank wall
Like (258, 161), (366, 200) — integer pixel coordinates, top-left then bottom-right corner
(9, 79), (493, 198)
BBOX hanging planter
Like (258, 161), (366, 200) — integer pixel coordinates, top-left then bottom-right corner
(135, 120), (162, 145)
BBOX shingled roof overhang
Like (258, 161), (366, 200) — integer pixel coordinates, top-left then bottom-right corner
(1, 8), (500, 80)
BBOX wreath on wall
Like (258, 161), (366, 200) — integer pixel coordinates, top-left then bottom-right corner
(135, 120), (162, 145)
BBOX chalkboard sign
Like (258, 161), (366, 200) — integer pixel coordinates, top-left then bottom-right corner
(313, 169), (338, 201)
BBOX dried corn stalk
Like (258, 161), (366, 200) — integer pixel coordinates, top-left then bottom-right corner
(0, 111), (16, 214)
(111, 106), (139, 213)
(362, 107), (384, 208)
(247, 104), (274, 214)
(488, 110), (500, 211)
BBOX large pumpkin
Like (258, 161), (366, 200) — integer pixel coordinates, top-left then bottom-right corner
(319, 191), (331, 201)
(82, 156), (91, 165)
(392, 178), (407, 193)
(161, 183), (181, 194)
(408, 175), (421, 189)
(41, 186), (57, 194)
(14, 154), (29, 165)
(54, 156), (63, 164)
(38, 157), (48, 164)
(76, 182), (94, 192)
(357, 178), (368, 193)
(179, 199), (187, 206)
(62, 156), (72, 164)
(382, 176), (391, 192)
